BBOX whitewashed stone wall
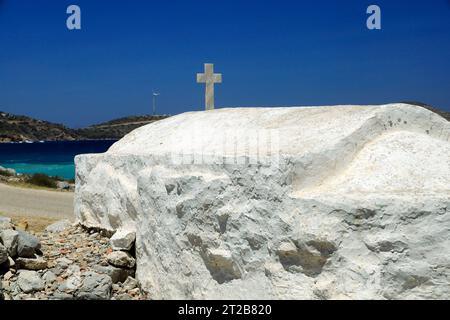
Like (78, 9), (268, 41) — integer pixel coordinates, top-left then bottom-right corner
(75, 104), (450, 299)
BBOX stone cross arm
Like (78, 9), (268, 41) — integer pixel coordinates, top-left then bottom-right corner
(196, 63), (222, 110)
(196, 72), (222, 83)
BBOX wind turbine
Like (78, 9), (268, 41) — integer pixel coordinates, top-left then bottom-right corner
(152, 91), (160, 116)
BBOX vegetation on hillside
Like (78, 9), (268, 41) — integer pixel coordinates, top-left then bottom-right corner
(76, 115), (169, 139)
(0, 111), (79, 142)
(0, 111), (169, 142)
(25, 173), (58, 188)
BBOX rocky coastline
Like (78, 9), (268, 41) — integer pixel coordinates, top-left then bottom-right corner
(0, 166), (75, 191)
(0, 111), (169, 143)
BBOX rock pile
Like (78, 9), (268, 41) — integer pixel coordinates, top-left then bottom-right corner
(0, 218), (147, 300)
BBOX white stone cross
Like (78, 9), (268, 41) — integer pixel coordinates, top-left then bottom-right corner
(196, 63), (222, 110)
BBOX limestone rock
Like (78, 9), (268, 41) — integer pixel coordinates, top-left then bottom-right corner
(122, 277), (138, 291)
(0, 243), (7, 265)
(42, 271), (57, 285)
(107, 251), (135, 269)
(110, 228), (135, 251)
(17, 270), (45, 293)
(0, 217), (13, 230)
(77, 272), (112, 300)
(4, 270), (14, 281)
(1, 229), (19, 257)
(75, 104), (450, 299)
(55, 257), (73, 269)
(45, 220), (71, 233)
(92, 265), (133, 284)
(56, 181), (70, 190)
(15, 257), (48, 270)
(16, 231), (41, 258)
(8, 256), (15, 268)
(58, 275), (82, 293)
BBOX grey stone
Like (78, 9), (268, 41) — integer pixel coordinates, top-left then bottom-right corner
(49, 266), (64, 276)
(15, 256), (47, 270)
(16, 230), (41, 258)
(122, 276), (138, 291)
(92, 265), (132, 284)
(45, 219), (71, 233)
(58, 275), (81, 293)
(55, 257), (73, 269)
(66, 264), (81, 276)
(50, 292), (74, 300)
(56, 181), (70, 190)
(0, 229), (19, 257)
(17, 270), (45, 293)
(112, 283), (120, 292)
(77, 272), (112, 300)
(0, 243), (7, 265)
(115, 293), (133, 300)
(0, 217), (13, 230)
(110, 228), (136, 251)
(107, 251), (135, 269)
(42, 271), (57, 285)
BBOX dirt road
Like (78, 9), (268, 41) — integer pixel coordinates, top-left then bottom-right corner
(0, 183), (74, 220)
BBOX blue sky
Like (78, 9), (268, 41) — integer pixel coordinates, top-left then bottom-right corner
(0, 0), (449, 127)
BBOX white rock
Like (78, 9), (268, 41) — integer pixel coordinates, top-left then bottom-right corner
(42, 271), (57, 285)
(59, 275), (82, 292)
(55, 257), (73, 269)
(56, 181), (70, 190)
(0, 217), (13, 230)
(122, 276), (138, 290)
(8, 256), (15, 268)
(45, 220), (71, 233)
(107, 251), (135, 269)
(4, 271), (14, 281)
(110, 228), (136, 251)
(17, 270), (45, 293)
(75, 104), (450, 299)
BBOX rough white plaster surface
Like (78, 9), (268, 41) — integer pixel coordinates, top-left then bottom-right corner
(75, 104), (450, 299)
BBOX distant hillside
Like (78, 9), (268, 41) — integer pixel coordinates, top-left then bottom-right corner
(76, 115), (169, 140)
(1, 103), (448, 143)
(0, 111), (169, 142)
(0, 111), (79, 142)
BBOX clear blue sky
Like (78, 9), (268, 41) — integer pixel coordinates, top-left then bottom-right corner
(0, 0), (449, 127)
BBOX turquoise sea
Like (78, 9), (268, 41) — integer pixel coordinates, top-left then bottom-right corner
(0, 140), (117, 180)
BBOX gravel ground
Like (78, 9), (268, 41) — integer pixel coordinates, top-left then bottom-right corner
(1, 223), (149, 300)
(0, 183), (74, 219)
